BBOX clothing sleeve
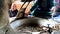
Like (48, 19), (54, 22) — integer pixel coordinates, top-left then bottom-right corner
(9, 9), (18, 17)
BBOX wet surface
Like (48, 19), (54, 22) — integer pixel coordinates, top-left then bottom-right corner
(0, 17), (60, 34)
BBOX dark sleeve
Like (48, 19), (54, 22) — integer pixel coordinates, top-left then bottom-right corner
(9, 9), (18, 17)
(8, 10), (13, 17)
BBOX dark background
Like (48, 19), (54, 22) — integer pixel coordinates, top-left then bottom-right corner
(33, 0), (54, 19)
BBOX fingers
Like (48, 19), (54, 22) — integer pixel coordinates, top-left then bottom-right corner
(25, 1), (34, 14)
(16, 2), (24, 11)
(10, 1), (34, 15)
(22, 2), (29, 8)
(10, 1), (24, 11)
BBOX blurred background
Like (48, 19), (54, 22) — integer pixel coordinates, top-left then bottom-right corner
(0, 0), (60, 34)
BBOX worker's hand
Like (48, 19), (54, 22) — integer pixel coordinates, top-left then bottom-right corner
(50, 6), (55, 17)
(25, 1), (34, 15)
(10, 1), (34, 13)
(10, 1), (24, 11)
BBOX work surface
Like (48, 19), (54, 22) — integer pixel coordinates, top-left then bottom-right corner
(0, 17), (60, 34)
